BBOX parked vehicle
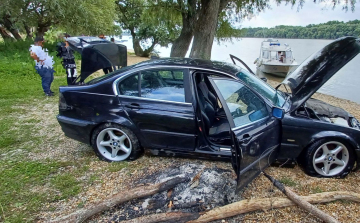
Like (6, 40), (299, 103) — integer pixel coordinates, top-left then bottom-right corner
(255, 39), (298, 77)
(57, 37), (360, 191)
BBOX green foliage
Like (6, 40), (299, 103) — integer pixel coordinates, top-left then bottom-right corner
(116, 0), (181, 56)
(216, 11), (245, 43)
(0, 0), (117, 38)
(44, 27), (65, 44)
(241, 20), (360, 39)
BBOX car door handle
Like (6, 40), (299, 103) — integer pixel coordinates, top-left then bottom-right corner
(239, 134), (252, 143)
(125, 103), (141, 109)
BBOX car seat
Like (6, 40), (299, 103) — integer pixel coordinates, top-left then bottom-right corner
(196, 74), (230, 144)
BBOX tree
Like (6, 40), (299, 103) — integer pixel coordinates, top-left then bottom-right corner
(116, 0), (182, 57)
(170, 0), (357, 59)
(169, 0), (270, 59)
(0, 0), (117, 40)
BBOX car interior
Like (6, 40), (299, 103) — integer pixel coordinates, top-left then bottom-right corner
(194, 72), (232, 146)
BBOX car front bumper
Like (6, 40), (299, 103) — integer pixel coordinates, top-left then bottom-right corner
(57, 115), (96, 144)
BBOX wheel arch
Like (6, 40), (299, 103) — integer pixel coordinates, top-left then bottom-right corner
(309, 131), (360, 152)
(298, 131), (359, 161)
(300, 131), (360, 171)
(89, 117), (144, 146)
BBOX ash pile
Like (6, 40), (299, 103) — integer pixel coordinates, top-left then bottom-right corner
(107, 163), (242, 222)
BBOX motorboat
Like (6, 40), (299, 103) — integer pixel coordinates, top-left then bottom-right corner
(255, 39), (298, 77)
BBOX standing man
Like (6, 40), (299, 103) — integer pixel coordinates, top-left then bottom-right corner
(56, 35), (77, 85)
(29, 36), (55, 96)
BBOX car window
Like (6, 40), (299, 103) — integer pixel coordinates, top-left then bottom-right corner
(119, 73), (139, 96)
(140, 69), (185, 102)
(236, 70), (285, 107)
(213, 79), (268, 128)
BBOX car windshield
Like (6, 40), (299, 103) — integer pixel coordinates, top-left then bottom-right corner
(236, 70), (286, 107)
(87, 64), (136, 84)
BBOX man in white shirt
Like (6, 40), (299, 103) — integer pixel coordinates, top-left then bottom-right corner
(29, 36), (55, 96)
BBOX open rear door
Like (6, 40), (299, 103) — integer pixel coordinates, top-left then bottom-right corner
(208, 77), (281, 192)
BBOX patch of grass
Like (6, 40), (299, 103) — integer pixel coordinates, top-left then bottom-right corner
(0, 160), (63, 221)
(279, 177), (297, 187)
(311, 186), (323, 193)
(108, 161), (128, 172)
(51, 173), (82, 201)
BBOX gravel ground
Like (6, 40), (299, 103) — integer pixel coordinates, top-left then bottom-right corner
(35, 57), (360, 223)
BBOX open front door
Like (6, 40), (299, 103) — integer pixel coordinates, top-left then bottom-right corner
(208, 77), (281, 192)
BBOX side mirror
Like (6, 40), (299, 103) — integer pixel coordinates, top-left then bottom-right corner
(260, 77), (267, 82)
(272, 107), (285, 119)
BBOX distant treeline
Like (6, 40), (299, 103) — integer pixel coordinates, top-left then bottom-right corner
(241, 20), (360, 39)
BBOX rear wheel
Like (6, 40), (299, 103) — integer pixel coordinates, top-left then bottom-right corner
(303, 139), (355, 178)
(91, 123), (142, 162)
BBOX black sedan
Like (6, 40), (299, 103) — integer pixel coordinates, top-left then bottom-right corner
(57, 37), (360, 191)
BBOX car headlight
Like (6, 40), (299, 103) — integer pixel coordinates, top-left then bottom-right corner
(350, 117), (360, 128)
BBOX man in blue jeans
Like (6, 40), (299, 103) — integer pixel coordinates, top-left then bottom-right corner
(29, 36), (55, 96)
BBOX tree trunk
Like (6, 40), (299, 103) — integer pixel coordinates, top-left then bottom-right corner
(121, 212), (200, 223)
(170, 0), (197, 57)
(189, 0), (221, 60)
(187, 191), (360, 223)
(2, 16), (22, 40)
(50, 176), (189, 223)
(36, 25), (49, 37)
(132, 31), (156, 57)
(0, 26), (13, 40)
(133, 38), (145, 57)
(24, 23), (32, 39)
(121, 191), (360, 223)
(263, 171), (339, 223)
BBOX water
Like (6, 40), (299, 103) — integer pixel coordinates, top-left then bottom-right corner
(125, 37), (360, 104)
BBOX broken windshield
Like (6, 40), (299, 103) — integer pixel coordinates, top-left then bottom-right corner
(236, 70), (286, 107)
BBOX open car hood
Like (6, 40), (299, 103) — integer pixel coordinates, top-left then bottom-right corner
(282, 37), (360, 112)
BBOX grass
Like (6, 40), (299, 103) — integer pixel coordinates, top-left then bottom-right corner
(0, 40), (101, 222)
(279, 176), (297, 187)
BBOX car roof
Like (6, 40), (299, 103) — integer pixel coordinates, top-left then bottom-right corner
(131, 58), (241, 76)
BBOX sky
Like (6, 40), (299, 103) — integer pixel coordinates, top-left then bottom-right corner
(240, 0), (360, 28)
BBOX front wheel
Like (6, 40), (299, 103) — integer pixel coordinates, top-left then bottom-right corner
(303, 139), (355, 178)
(91, 123), (142, 162)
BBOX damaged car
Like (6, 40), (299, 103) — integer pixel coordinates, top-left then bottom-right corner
(57, 37), (360, 191)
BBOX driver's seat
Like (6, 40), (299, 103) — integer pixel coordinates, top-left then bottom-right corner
(196, 75), (230, 143)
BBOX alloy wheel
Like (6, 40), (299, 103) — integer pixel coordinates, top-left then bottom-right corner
(96, 128), (132, 161)
(312, 141), (349, 176)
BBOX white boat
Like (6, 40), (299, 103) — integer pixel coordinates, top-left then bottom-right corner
(255, 39), (298, 77)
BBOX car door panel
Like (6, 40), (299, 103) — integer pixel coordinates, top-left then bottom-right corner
(118, 68), (196, 151)
(208, 77), (281, 192)
(233, 117), (280, 191)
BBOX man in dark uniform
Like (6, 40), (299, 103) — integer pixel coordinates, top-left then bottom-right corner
(57, 34), (77, 85)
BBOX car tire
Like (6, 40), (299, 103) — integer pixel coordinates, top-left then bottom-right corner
(91, 123), (142, 162)
(303, 139), (355, 178)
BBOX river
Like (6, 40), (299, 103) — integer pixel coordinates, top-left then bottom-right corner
(123, 38), (360, 104)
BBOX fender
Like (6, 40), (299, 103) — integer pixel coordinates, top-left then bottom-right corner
(90, 115), (150, 148)
(310, 131), (360, 150)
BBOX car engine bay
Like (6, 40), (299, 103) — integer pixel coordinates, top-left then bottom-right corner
(296, 98), (360, 129)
